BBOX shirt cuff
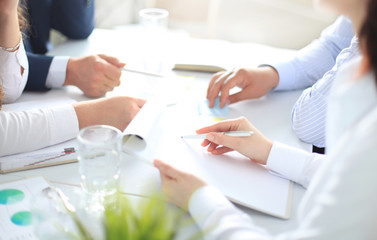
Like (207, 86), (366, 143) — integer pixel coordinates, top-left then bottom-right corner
(269, 61), (297, 91)
(46, 56), (69, 88)
(189, 185), (234, 227)
(49, 104), (79, 144)
(266, 141), (312, 184)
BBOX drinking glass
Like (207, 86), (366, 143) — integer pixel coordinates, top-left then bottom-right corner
(139, 8), (169, 73)
(77, 125), (121, 202)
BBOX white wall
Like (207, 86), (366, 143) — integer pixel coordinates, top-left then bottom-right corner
(93, 0), (337, 49)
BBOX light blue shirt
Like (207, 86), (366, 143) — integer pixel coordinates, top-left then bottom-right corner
(272, 16), (359, 147)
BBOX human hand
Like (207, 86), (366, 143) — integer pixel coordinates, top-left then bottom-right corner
(206, 67), (279, 108)
(65, 54), (125, 97)
(154, 159), (206, 211)
(196, 117), (273, 165)
(73, 96), (146, 131)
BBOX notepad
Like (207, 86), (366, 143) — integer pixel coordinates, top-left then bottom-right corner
(198, 97), (229, 118)
(173, 63), (226, 73)
(0, 140), (78, 173)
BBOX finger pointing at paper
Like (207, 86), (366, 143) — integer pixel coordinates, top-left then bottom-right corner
(196, 117), (273, 165)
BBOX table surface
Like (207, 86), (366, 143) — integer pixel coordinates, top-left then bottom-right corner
(1, 26), (309, 237)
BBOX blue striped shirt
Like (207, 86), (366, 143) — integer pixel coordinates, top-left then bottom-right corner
(272, 16), (359, 147)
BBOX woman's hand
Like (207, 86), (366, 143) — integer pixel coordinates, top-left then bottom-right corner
(196, 117), (273, 165)
(73, 96), (146, 131)
(154, 159), (206, 211)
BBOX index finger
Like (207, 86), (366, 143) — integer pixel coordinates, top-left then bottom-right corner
(196, 120), (234, 134)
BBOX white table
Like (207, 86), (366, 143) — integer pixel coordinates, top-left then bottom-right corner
(1, 27), (309, 237)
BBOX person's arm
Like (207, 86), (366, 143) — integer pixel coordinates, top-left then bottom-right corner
(0, 0), (29, 102)
(0, 96), (145, 156)
(51, 0), (94, 39)
(0, 104), (78, 156)
(0, 40), (28, 102)
(187, 115), (377, 240)
(290, 36), (360, 148)
(272, 16), (355, 91)
(24, 52), (52, 91)
(206, 16), (354, 108)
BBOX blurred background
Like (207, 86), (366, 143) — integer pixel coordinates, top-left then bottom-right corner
(55, 0), (337, 50)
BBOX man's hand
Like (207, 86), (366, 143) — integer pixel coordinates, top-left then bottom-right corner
(207, 67), (280, 108)
(65, 54), (125, 97)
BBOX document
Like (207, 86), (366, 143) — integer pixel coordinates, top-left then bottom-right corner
(0, 177), (50, 239)
(123, 98), (292, 219)
(0, 140), (77, 173)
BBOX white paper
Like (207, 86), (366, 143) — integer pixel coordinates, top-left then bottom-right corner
(0, 177), (50, 239)
(124, 102), (292, 218)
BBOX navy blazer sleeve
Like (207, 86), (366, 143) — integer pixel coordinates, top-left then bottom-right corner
(25, 0), (94, 91)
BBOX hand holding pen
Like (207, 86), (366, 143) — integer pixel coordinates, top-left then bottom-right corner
(194, 117), (273, 165)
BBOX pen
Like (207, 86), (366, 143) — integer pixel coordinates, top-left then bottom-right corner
(181, 131), (254, 139)
(122, 67), (165, 78)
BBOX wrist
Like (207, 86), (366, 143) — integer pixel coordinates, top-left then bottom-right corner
(257, 65), (279, 89)
(65, 57), (78, 86)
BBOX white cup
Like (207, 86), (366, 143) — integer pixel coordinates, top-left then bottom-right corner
(77, 125), (121, 200)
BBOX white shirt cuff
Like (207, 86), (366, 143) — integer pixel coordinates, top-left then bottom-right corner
(270, 61), (297, 91)
(46, 56), (69, 88)
(266, 141), (312, 185)
(49, 104), (79, 144)
(189, 185), (234, 227)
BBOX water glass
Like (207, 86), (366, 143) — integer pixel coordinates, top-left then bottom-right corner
(77, 125), (121, 200)
(139, 8), (169, 73)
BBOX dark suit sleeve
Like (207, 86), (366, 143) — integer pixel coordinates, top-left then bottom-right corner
(51, 0), (95, 39)
(25, 53), (53, 91)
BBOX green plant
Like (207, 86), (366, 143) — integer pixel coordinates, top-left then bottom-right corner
(41, 188), (200, 240)
(104, 192), (181, 240)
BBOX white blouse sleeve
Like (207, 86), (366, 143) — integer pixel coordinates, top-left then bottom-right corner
(189, 125), (377, 240)
(0, 104), (79, 157)
(267, 142), (325, 188)
(0, 40), (29, 103)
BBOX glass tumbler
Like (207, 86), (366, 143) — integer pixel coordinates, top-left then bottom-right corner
(77, 125), (122, 200)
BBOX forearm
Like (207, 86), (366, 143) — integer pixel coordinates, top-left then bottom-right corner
(0, 104), (79, 156)
(51, 0), (94, 39)
(0, 3), (20, 49)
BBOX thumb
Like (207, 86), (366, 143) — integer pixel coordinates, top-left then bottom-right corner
(206, 132), (242, 151)
(98, 54), (125, 68)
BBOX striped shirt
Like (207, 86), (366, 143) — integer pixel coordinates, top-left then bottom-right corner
(272, 16), (359, 147)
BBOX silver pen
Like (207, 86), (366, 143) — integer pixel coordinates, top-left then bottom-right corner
(122, 67), (165, 78)
(181, 131), (254, 139)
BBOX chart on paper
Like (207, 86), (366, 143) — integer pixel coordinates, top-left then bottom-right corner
(0, 177), (49, 240)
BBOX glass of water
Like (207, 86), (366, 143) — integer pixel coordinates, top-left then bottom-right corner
(139, 8), (169, 73)
(77, 125), (121, 207)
